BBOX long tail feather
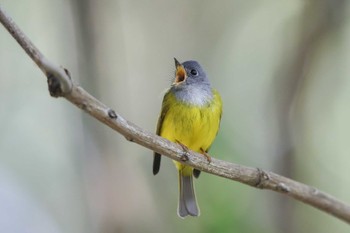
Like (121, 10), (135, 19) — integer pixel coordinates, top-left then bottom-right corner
(178, 171), (200, 217)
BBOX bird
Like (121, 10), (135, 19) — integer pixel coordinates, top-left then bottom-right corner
(153, 58), (222, 218)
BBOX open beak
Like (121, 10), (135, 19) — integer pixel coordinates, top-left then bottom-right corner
(173, 58), (187, 85)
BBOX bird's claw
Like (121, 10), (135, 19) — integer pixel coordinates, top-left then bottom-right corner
(200, 148), (211, 163)
(176, 140), (190, 161)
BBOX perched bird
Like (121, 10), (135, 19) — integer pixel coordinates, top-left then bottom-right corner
(153, 58), (222, 218)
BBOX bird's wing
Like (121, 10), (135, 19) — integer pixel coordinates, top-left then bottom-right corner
(213, 88), (223, 137)
(153, 89), (172, 175)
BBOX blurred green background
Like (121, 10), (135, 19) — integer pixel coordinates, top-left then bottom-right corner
(1, 1), (350, 233)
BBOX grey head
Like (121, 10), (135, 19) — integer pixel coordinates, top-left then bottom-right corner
(171, 58), (213, 106)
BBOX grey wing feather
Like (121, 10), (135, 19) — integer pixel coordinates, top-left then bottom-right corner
(153, 90), (171, 175)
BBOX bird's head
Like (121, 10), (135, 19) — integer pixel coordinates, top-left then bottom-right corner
(172, 58), (210, 88)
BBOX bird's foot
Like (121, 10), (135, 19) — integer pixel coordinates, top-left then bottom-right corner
(175, 140), (189, 161)
(200, 148), (211, 163)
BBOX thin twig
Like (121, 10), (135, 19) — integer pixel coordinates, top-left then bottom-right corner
(1, 5), (350, 224)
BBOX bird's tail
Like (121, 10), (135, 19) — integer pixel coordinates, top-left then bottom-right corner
(178, 169), (200, 218)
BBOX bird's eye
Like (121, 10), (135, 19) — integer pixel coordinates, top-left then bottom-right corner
(190, 69), (198, 76)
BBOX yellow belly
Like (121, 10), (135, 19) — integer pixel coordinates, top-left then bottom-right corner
(160, 90), (222, 175)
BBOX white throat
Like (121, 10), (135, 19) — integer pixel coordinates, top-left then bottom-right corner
(173, 86), (213, 106)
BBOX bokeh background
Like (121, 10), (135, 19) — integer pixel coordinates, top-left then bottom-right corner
(1, 1), (350, 232)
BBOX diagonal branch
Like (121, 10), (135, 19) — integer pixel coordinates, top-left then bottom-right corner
(1, 6), (350, 224)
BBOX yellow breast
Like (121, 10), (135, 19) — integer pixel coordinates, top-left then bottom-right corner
(160, 89), (222, 153)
